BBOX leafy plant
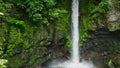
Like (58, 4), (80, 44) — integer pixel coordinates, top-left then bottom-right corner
(11, 0), (59, 23)
(108, 59), (115, 68)
(0, 59), (8, 68)
(0, 47), (8, 68)
(89, 0), (111, 19)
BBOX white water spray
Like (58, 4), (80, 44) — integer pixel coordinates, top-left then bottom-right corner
(49, 0), (96, 68)
(71, 0), (79, 63)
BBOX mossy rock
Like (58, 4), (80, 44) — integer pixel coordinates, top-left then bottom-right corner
(8, 55), (27, 68)
(108, 22), (120, 31)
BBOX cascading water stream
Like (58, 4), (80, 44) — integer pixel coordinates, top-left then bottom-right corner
(48, 0), (97, 68)
(71, 0), (79, 63)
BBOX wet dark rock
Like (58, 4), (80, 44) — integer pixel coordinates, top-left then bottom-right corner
(81, 28), (120, 68)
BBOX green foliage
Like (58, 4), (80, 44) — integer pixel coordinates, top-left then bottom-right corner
(0, 0), (70, 58)
(66, 35), (72, 49)
(11, 0), (60, 23)
(55, 1), (70, 48)
(0, 4), (8, 67)
(48, 9), (61, 19)
(0, 59), (8, 68)
(81, 0), (111, 22)
(108, 59), (115, 68)
(80, 0), (112, 46)
(44, 0), (56, 7)
(6, 26), (31, 56)
(8, 55), (26, 68)
(111, 43), (120, 54)
(7, 17), (25, 26)
(89, 0), (111, 19)
(0, 1), (13, 16)
(80, 16), (95, 46)
(0, 47), (8, 68)
(111, 0), (120, 10)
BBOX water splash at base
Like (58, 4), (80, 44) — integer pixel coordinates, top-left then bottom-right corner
(50, 60), (96, 68)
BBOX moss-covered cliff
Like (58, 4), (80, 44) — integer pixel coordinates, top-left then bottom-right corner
(80, 0), (120, 68)
(0, 0), (70, 68)
(0, 0), (120, 68)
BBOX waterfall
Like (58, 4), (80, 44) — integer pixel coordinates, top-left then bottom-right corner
(71, 0), (79, 63)
(48, 0), (96, 68)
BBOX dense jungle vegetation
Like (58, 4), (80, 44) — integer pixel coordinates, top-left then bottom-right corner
(0, 0), (120, 68)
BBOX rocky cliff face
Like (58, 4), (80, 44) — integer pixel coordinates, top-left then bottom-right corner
(81, 28), (120, 68)
(0, 21), (68, 68)
(0, 0), (70, 68)
(107, 0), (120, 31)
(81, 0), (120, 68)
